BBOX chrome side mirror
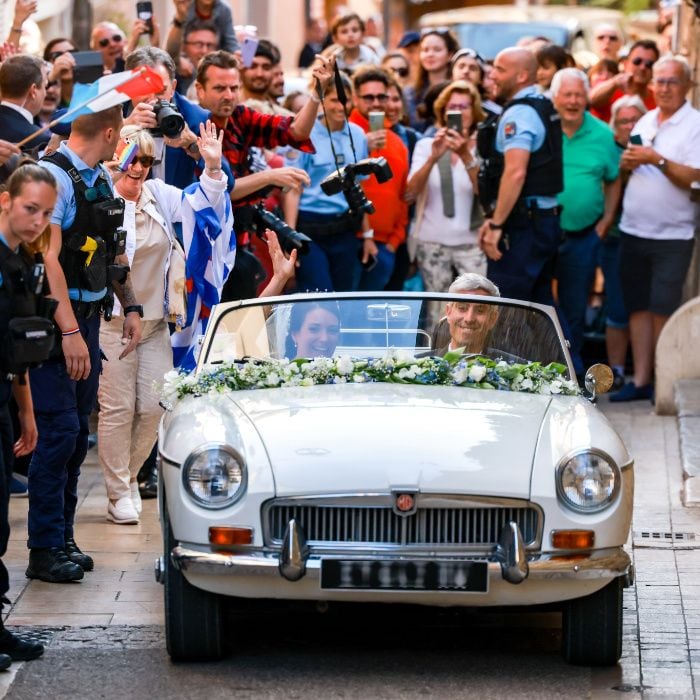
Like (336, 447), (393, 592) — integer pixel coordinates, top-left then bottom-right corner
(584, 364), (614, 399)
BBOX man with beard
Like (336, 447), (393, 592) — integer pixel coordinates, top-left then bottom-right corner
(241, 40), (292, 116)
(194, 50), (333, 298)
(477, 47), (564, 306)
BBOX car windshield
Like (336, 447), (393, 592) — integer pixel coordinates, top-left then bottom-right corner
(450, 22), (570, 59)
(203, 294), (570, 373)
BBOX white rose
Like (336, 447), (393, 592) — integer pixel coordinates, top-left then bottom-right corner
(453, 368), (468, 384)
(336, 356), (354, 375)
(521, 377), (534, 390)
(468, 365), (487, 383)
(352, 374), (366, 383)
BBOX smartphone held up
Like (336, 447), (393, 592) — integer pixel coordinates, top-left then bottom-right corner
(136, 1), (154, 34)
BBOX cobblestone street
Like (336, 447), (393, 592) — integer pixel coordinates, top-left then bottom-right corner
(0, 396), (699, 698)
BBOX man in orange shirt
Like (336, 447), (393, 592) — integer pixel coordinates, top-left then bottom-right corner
(349, 67), (409, 290)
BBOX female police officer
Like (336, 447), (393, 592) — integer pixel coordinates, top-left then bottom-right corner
(0, 163), (59, 663)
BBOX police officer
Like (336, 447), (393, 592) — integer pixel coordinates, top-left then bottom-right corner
(282, 71), (375, 292)
(477, 47), (563, 305)
(25, 106), (143, 583)
(0, 163), (59, 662)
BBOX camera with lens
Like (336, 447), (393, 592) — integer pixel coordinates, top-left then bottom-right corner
(150, 99), (185, 138)
(320, 157), (393, 216)
(251, 204), (311, 256)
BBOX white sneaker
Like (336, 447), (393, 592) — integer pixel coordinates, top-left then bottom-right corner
(130, 481), (142, 515)
(107, 496), (139, 524)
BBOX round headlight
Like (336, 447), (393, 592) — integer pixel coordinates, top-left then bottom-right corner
(182, 444), (247, 509)
(556, 449), (620, 513)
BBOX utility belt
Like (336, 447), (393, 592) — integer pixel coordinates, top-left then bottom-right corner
(70, 298), (104, 320)
(296, 210), (363, 238)
(502, 199), (561, 228)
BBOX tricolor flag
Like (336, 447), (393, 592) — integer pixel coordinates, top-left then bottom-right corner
(59, 67), (165, 123)
(170, 181), (236, 371)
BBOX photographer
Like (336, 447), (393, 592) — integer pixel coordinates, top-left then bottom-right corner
(124, 47), (234, 192)
(282, 71), (374, 292)
(193, 50), (334, 297)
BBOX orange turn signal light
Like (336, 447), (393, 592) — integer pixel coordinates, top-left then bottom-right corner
(208, 526), (253, 546)
(551, 529), (595, 550)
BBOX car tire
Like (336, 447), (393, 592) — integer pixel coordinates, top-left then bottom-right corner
(163, 509), (225, 661)
(562, 576), (623, 666)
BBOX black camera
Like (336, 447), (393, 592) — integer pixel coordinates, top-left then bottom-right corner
(320, 157), (393, 216)
(252, 204), (311, 256)
(151, 99), (185, 138)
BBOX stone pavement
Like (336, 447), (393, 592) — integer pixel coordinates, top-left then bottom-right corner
(0, 396), (699, 698)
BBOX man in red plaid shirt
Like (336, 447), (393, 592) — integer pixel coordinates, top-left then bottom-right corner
(195, 51), (335, 297)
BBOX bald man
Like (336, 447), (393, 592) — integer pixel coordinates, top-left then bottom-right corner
(476, 47), (564, 306)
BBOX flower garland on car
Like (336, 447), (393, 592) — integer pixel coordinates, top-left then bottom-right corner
(160, 351), (579, 406)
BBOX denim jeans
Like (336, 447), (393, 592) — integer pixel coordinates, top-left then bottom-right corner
(27, 313), (101, 548)
(294, 231), (361, 292)
(556, 228), (601, 375)
(354, 242), (396, 292)
(598, 235), (628, 329)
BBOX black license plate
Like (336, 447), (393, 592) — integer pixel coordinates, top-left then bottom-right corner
(320, 559), (488, 592)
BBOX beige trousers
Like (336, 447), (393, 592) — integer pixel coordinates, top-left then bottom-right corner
(97, 318), (173, 500)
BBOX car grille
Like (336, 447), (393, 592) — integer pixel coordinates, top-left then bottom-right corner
(266, 502), (540, 548)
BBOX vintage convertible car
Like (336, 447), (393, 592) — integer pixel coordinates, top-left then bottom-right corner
(156, 292), (633, 665)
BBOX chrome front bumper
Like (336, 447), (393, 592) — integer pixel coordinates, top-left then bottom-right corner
(165, 546), (632, 585)
(161, 519), (632, 587)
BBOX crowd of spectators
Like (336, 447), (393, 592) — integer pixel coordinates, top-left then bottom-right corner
(0, 0), (696, 643)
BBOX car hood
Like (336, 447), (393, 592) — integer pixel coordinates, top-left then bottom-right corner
(231, 384), (553, 498)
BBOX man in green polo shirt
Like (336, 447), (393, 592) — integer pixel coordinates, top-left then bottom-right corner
(552, 67), (621, 377)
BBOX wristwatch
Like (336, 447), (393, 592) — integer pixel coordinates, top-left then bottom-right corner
(488, 221), (503, 230)
(124, 305), (144, 318)
(656, 157), (667, 172)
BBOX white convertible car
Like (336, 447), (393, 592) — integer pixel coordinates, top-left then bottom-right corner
(156, 292), (633, 664)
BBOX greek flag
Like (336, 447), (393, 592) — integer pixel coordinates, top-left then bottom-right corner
(170, 182), (236, 370)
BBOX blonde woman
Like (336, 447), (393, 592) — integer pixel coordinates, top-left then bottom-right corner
(98, 121), (228, 525)
(406, 80), (487, 310)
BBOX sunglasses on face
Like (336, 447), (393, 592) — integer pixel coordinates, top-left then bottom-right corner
(48, 48), (77, 62)
(631, 56), (655, 69)
(131, 155), (155, 168)
(389, 66), (409, 78)
(359, 93), (388, 103)
(98, 34), (124, 48)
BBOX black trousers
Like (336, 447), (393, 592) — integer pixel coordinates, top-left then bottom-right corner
(0, 386), (14, 610)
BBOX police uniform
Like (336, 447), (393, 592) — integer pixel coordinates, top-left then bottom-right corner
(25, 142), (127, 577)
(477, 85), (563, 304)
(284, 117), (369, 292)
(0, 233), (54, 613)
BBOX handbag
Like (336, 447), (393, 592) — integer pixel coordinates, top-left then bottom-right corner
(143, 181), (188, 330)
(166, 237), (187, 330)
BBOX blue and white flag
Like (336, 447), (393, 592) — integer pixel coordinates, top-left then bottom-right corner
(171, 182), (236, 370)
